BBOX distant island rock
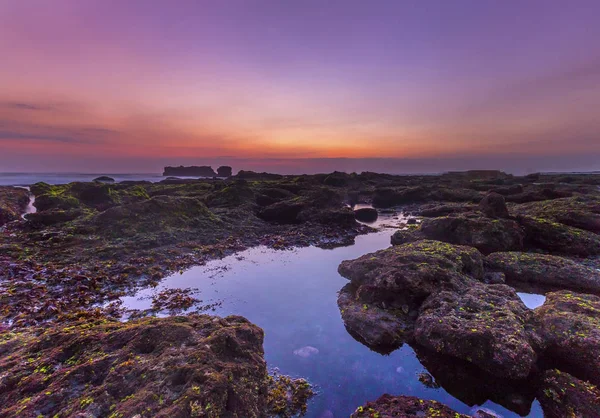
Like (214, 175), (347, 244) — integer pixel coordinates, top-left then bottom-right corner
(217, 166), (233, 177)
(163, 166), (217, 177)
(93, 176), (115, 183)
(163, 165), (234, 177)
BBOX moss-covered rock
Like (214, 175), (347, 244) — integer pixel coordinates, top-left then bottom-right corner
(486, 252), (600, 293)
(517, 215), (600, 256)
(0, 186), (29, 226)
(534, 291), (600, 385)
(419, 215), (524, 254)
(350, 394), (469, 418)
(0, 315), (269, 417)
(414, 283), (542, 379)
(512, 196), (600, 234)
(537, 369), (600, 418)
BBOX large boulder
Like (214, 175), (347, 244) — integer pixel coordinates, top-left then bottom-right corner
(339, 240), (484, 309)
(536, 369), (600, 418)
(419, 215), (525, 254)
(534, 291), (600, 385)
(0, 315), (269, 417)
(517, 215), (600, 256)
(351, 394), (468, 418)
(414, 283), (541, 379)
(485, 252), (600, 293)
(479, 192), (509, 218)
(337, 240), (484, 352)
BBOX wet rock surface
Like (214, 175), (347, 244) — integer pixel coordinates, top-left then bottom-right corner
(534, 291), (600, 385)
(350, 394), (469, 417)
(537, 369), (600, 418)
(486, 251), (600, 293)
(415, 283), (541, 379)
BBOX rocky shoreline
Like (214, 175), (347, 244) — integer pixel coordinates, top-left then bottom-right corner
(1, 170), (600, 416)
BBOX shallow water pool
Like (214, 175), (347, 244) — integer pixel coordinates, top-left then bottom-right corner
(122, 225), (543, 417)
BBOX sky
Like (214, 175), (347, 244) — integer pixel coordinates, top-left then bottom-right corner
(1, 0), (599, 174)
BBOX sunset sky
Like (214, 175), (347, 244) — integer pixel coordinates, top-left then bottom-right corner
(1, 0), (600, 174)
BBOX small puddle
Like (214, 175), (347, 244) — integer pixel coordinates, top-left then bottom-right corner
(517, 292), (546, 309)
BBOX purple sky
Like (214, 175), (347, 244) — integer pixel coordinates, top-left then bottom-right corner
(1, 0), (599, 174)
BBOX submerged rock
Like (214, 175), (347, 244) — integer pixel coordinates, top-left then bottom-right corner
(537, 369), (600, 418)
(351, 394), (469, 417)
(486, 252), (600, 293)
(0, 315), (270, 417)
(415, 282), (541, 380)
(534, 291), (600, 385)
(293, 346), (319, 358)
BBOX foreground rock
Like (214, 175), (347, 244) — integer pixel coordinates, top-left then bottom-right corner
(351, 394), (468, 418)
(339, 240), (484, 310)
(534, 291), (600, 385)
(415, 283), (541, 379)
(537, 369), (600, 418)
(338, 240), (483, 352)
(486, 252), (600, 293)
(0, 315), (269, 417)
(0, 186), (29, 226)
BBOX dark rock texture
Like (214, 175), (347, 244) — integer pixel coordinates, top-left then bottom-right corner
(414, 283), (541, 379)
(163, 165), (217, 177)
(537, 369), (600, 418)
(486, 252), (600, 293)
(350, 394), (468, 418)
(479, 192), (509, 218)
(534, 291), (600, 385)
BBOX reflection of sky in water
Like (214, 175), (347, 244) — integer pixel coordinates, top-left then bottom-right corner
(122, 221), (542, 418)
(517, 293), (546, 309)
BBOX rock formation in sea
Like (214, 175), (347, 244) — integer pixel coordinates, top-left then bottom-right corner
(163, 165), (217, 177)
